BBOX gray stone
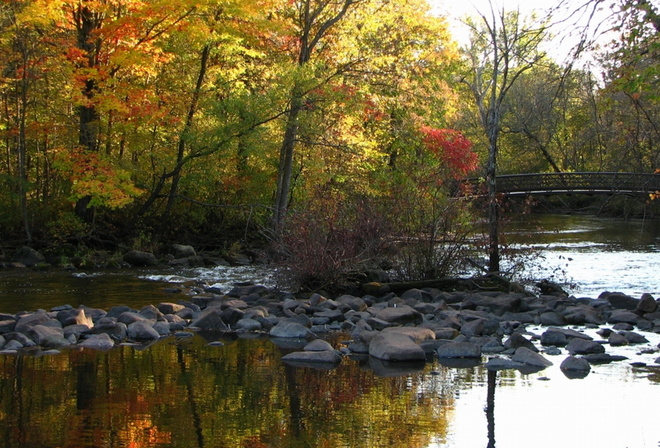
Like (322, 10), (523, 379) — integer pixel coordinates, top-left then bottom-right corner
(27, 325), (70, 348)
(504, 332), (538, 352)
(235, 318), (262, 332)
(0, 320), (16, 334)
(436, 341), (482, 359)
(123, 250), (158, 267)
(540, 329), (568, 346)
(622, 331), (648, 344)
(539, 311), (565, 326)
(604, 292), (638, 310)
(374, 305), (423, 325)
(369, 332), (426, 362)
(127, 321), (160, 340)
(511, 347), (553, 368)
(269, 321), (314, 339)
(80, 333), (115, 350)
(157, 302), (186, 315)
(637, 294), (658, 313)
(460, 319), (485, 337)
(566, 338), (605, 355)
(139, 305), (164, 320)
(608, 310), (639, 325)
(171, 244), (196, 258)
(190, 308), (229, 331)
(152, 321), (171, 336)
(91, 321), (127, 341)
(608, 332), (628, 346)
(304, 339), (334, 351)
(15, 311), (57, 333)
(336, 295), (367, 312)
(560, 355), (591, 373)
(57, 308), (93, 328)
(13, 246), (46, 267)
(281, 350), (342, 364)
(485, 357), (525, 371)
(382, 326), (436, 343)
(4, 339), (24, 350)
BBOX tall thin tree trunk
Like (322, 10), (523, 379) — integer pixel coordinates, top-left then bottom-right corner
(164, 44), (210, 220)
(273, 95), (302, 229)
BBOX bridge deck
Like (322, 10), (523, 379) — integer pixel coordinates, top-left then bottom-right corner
(463, 172), (660, 197)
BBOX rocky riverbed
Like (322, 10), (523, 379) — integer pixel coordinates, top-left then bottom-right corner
(1, 278), (659, 377)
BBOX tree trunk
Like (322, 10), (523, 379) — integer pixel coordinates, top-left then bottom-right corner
(164, 44), (210, 219)
(273, 95), (302, 230)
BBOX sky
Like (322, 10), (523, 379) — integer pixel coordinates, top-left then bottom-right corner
(425, 0), (660, 64)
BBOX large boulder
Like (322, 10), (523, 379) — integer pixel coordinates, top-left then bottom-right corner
(79, 333), (115, 350)
(27, 325), (70, 348)
(171, 244), (196, 258)
(190, 308), (229, 331)
(13, 246), (46, 267)
(269, 321), (314, 339)
(374, 305), (423, 325)
(511, 347), (553, 368)
(127, 321), (160, 340)
(603, 292), (638, 310)
(369, 332), (426, 362)
(566, 338), (605, 355)
(636, 294), (658, 314)
(382, 326), (436, 343)
(123, 250), (158, 267)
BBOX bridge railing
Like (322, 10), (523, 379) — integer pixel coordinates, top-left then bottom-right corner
(459, 172), (660, 196)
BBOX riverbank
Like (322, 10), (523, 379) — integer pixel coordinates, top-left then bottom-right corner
(1, 278), (658, 377)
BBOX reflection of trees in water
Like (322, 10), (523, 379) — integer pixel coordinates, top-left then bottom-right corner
(0, 337), (555, 448)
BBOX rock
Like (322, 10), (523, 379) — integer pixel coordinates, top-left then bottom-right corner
(460, 294), (522, 315)
(157, 302), (186, 315)
(382, 326), (436, 343)
(171, 244), (196, 258)
(13, 246), (46, 267)
(607, 310), (639, 325)
(622, 331), (648, 344)
(27, 325), (70, 348)
(336, 295), (367, 312)
(57, 308), (93, 328)
(566, 338), (605, 355)
(583, 353), (628, 364)
(637, 294), (658, 313)
(603, 292), (638, 310)
(90, 321), (127, 341)
(281, 350), (342, 364)
(15, 311), (57, 333)
(127, 321), (160, 340)
(539, 311), (565, 326)
(123, 250), (158, 267)
(504, 332), (538, 352)
(235, 318), (262, 332)
(79, 333), (115, 350)
(540, 329), (568, 347)
(511, 347), (553, 368)
(269, 321), (314, 339)
(485, 357), (524, 371)
(560, 355), (591, 373)
(460, 319), (485, 337)
(369, 332), (426, 362)
(139, 305), (164, 321)
(436, 341), (482, 359)
(608, 332), (628, 346)
(374, 305), (423, 325)
(0, 320), (17, 334)
(190, 308), (229, 331)
(63, 324), (92, 340)
(304, 339), (334, 351)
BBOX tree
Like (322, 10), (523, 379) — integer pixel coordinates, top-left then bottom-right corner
(272, 0), (367, 230)
(460, 3), (548, 272)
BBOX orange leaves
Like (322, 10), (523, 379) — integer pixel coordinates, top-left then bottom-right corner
(55, 147), (143, 209)
(420, 126), (478, 178)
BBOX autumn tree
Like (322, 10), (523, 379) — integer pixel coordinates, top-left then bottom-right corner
(460, 4), (549, 272)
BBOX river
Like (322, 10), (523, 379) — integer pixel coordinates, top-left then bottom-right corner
(0, 214), (658, 448)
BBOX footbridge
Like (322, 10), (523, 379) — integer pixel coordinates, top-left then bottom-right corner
(460, 172), (660, 197)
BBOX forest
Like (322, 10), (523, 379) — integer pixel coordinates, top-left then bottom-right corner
(1, 0), (658, 284)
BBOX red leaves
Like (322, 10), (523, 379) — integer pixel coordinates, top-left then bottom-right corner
(420, 126), (478, 178)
